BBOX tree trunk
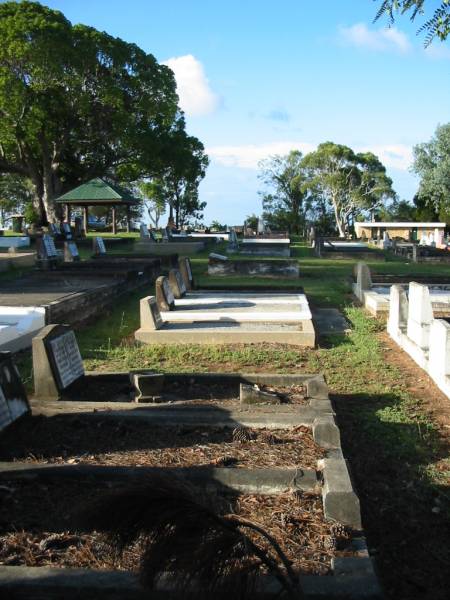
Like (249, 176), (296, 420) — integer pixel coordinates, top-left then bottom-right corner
(332, 196), (346, 238)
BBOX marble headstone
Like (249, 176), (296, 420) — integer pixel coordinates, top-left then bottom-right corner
(0, 352), (30, 433)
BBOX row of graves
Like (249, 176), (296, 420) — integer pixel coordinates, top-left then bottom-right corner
(136, 223), (224, 256)
(387, 282), (450, 399)
(0, 323), (382, 599)
(0, 235), (162, 353)
(352, 262), (450, 317)
(135, 257), (316, 347)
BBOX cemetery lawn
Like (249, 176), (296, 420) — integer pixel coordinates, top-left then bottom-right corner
(14, 242), (450, 599)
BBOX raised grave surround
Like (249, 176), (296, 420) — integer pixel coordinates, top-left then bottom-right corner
(208, 254), (299, 278)
(5, 328), (381, 598)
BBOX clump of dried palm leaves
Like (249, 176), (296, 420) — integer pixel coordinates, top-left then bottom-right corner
(78, 474), (304, 599)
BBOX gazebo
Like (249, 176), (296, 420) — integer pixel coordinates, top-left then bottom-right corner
(55, 178), (140, 234)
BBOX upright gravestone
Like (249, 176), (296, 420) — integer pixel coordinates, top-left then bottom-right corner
(155, 276), (175, 311)
(64, 241), (80, 262)
(62, 222), (73, 240)
(74, 216), (84, 239)
(354, 262), (372, 300)
(140, 223), (150, 239)
(0, 352), (30, 433)
(387, 284), (409, 340)
(32, 324), (85, 400)
(168, 269), (187, 299)
(406, 282), (434, 350)
(178, 256), (194, 290)
(227, 228), (239, 253)
(36, 234), (59, 268)
(93, 236), (107, 256)
(139, 296), (164, 330)
(257, 217), (264, 236)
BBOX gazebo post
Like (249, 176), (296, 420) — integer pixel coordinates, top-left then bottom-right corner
(126, 205), (131, 233)
(83, 206), (89, 233)
(112, 206), (117, 235)
(65, 203), (71, 224)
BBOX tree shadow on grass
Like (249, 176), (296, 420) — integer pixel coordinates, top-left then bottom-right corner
(332, 391), (450, 600)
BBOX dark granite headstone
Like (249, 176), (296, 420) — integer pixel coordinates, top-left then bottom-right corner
(0, 352), (30, 433)
(168, 269), (187, 298)
(155, 276), (175, 311)
(33, 324), (85, 400)
(74, 216), (84, 239)
(42, 235), (58, 258)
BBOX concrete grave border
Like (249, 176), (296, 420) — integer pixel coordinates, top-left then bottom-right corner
(4, 370), (381, 599)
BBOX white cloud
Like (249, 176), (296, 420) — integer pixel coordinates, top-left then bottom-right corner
(360, 144), (413, 170)
(206, 141), (315, 169)
(207, 141), (413, 171)
(339, 23), (412, 54)
(424, 44), (450, 60)
(163, 54), (219, 117)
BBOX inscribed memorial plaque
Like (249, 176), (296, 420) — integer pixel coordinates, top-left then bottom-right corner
(43, 235), (57, 257)
(49, 331), (85, 389)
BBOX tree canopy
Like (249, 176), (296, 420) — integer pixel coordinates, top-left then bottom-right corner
(302, 142), (396, 237)
(373, 1), (450, 45)
(412, 122), (450, 220)
(258, 150), (311, 234)
(0, 1), (206, 225)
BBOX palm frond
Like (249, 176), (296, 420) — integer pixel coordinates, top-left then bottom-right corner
(77, 474), (304, 599)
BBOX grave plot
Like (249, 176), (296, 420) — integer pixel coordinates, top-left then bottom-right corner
(314, 238), (384, 261)
(0, 255), (160, 342)
(239, 237), (291, 257)
(0, 338), (381, 599)
(134, 272), (315, 346)
(353, 262), (450, 317)
(208, 253), (300, 279)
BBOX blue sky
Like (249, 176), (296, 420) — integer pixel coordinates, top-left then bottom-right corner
(39, 0), (450, 225)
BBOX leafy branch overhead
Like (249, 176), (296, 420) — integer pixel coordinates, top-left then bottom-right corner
(373, 0), (450, 45)
(0, 1), (207, 225)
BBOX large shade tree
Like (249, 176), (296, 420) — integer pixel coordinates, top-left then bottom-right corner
(412, 122), (450, 220)
(302, 143), (396, 237)
(0, 1), (182, 224)
(152, 122), (209, 228)
(258, 150), (312, 234)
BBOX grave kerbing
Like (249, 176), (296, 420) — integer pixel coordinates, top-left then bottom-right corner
(0, 352), (30, 433)
(33, 324), (85, 401)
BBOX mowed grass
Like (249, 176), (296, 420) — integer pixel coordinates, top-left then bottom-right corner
(14, 239), (450, 599)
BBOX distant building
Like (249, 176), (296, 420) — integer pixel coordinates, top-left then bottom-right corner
(355, 222), (447, 244)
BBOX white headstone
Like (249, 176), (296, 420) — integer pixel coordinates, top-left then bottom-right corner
(429, 319), (450, 381)
(387, 284), (409, 340)
(355, 262), (372, 300)
(406, 282), (434, 349)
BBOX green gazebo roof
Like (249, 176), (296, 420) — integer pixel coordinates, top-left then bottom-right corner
(56, 178), (139, 205)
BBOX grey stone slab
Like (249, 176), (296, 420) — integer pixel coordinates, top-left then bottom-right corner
(312, 309), (351, 336)
(0, 462), (318, 494)
(313, 416), (341, 448)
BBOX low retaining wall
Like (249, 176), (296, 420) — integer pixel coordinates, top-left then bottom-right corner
(208, 257), (299, 278)
(133, 240), (205, 255)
